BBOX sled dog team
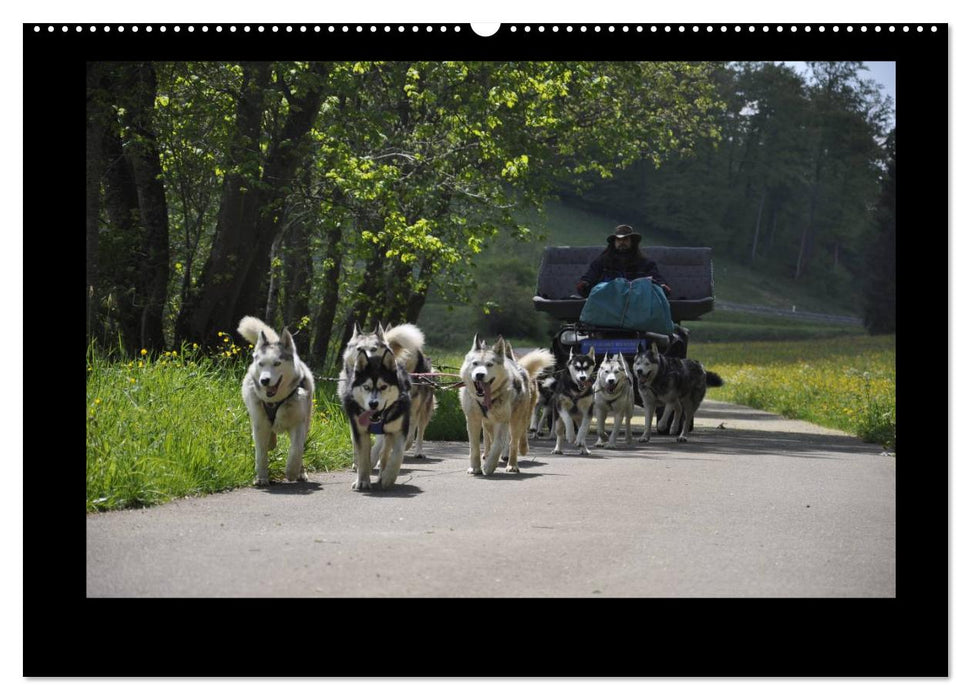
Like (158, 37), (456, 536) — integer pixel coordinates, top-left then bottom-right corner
(238, 316), (723, 490)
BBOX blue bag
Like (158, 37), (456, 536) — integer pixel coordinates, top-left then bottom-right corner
(579, 277), (674, 334)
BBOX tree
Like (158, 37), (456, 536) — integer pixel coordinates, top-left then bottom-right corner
(85, 62), (170, 355)
(174, 62), (331, 347)
(863, 130), (895, 334)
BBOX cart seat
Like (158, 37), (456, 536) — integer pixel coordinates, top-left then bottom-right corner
(532, 245), (715, 323)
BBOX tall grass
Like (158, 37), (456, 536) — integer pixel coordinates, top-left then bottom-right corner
(86, 341), (351, 512)
(693, 334), (896, 450)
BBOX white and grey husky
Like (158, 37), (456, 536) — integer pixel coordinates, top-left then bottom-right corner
(632, 343), (724, 443)
(460, 336), (555, 476)
(237, 316), (315, 486)
(551, 347), (597, 455)
(592, 353), (635, 448)
(341, 347), (412, 491)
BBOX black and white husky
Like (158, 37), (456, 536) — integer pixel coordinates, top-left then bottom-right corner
(342, 348), (412, 491)
(551, 347), (598, 455)
(592, 353), (635, 449)
(237, 316), (315, 487)
(338, 322), (436, 460)
(631, 342), (724, 443)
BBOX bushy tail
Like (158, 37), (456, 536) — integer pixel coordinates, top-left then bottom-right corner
(384, 323), (425, 356)
(237, 316), (278, 345)
(705, 371), (724, 388)
(384, 323), (426, 372)
(519, 348), (556, 380)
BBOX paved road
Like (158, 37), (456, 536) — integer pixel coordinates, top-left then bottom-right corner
(86, 401), (895, 597)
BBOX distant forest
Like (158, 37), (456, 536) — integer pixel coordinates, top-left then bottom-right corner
(86, 60), (896, 368)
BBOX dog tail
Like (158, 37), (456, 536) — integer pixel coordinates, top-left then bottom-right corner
(237, 316), (278, 345)
(705, 371), (724, 388)
(384, 323), (425, 356)
(518, 348), (556, 380)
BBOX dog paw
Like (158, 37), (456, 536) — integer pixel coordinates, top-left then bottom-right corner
(468, 466), (483, 475)
(505, 464), (520, 473)
(352, 478), (372, 491)
(676, 436), (688, 443)
(551, 448), (563, 455)
(254, 477), (270, 487)
(578, 446), (591, 456)
(638, 435), (651, 443)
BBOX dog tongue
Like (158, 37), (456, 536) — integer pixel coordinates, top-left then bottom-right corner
(476, 381), (492, 409)
(357, 410), (373, 427)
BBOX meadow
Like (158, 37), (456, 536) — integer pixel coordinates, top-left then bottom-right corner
(86, 332), (895, 512)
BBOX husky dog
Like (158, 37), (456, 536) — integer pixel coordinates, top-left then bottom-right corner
(551, 347), (598, 455)
(592, 353), (635, 449)
(338, 322), (436, 462)
(528, 367), (557, 439)
(237, 316), (315, 487)
(342, 348), (412, 490)
(460, 336), (555, 475)
(631, 343), (724, 443)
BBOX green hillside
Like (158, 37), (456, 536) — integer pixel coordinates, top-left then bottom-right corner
(420, 199), (865, 351)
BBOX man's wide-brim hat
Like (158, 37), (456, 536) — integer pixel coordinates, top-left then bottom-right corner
(607, 225), (642, 244)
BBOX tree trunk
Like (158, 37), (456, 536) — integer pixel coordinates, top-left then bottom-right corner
(176, 61), (272, 347)
(310, 226), (345, 370)
(750, 186), (766, 264)
(100, 111), (142, 356)
(175, 62), (330, 347)
(122, 62), (169, 352)
(281, 216), (313, 357)
(86, 63), (108, 346)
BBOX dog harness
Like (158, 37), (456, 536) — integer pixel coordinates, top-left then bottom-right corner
(261, 374), (309, 424)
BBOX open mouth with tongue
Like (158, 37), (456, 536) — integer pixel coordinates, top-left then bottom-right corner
(473, 378), (493, 409)
(264, 375), (284, 398)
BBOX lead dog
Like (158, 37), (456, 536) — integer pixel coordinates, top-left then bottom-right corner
(592, 353), (635, 448)
(342, 347), (412, 491)
(460, 335), (555, 475)
(632, 343), (724, 443)
(338, 322), (437, 465)
(237, 316), (315, 486)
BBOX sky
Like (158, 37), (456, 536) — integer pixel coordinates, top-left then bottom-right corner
(785, 60), (896, 107)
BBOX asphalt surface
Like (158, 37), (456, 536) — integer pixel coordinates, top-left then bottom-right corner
(86, 400), (895, 597)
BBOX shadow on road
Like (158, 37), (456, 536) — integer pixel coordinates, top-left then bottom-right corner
(646, 427), (883, 458)
(259, 481), (323, 495)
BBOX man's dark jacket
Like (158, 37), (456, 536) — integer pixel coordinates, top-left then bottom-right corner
(577, 246), (669, 298)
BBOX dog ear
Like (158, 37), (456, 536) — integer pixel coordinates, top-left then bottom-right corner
(650, 342), (659, 357)
(352, 322), (361, 340)
(492, 336), (506, 356)
(380, 347), (396, 371)
(472, 333), (481, 351)
(587, 346), (596, 361)
(281, 328), (295, 351)
(355, 348), (369, 371)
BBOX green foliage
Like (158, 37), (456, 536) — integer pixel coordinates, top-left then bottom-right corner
(694, 334), (896, 450)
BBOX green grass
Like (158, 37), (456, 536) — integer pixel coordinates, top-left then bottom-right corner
(686, 309), (864, 344)
(86, 342), (352, 512)
(694, 334), (896, 450)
